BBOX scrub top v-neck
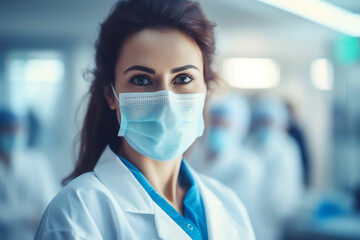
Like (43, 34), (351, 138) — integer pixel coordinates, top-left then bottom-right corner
(116, 153), (208, 240)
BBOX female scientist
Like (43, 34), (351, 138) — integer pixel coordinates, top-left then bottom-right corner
(35, 0), (255, 239)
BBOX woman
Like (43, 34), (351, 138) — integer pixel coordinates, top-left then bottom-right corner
(35, 0), (255, 239)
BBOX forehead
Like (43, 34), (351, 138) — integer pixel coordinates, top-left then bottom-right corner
(117, 28), (203, 71)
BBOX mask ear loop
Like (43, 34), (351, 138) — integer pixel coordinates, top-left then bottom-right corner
(110, 83), (122, 128)
(110, 83), (119, 101)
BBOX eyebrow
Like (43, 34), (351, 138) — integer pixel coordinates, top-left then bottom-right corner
(171, 65), (199, 73)
(123, 64), (199, 74)
(124, 65), (155, 74)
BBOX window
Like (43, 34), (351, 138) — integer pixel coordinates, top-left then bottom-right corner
(6, 51), (64, 122)
(311, 58), (333, 91)
(222, 58), (280, 89)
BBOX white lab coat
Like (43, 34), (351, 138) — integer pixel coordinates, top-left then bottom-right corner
(0, 149), (59, 240)
(248, 130), (303, 240)
(35, 146), (256, 240)
(187, 140), (265, 240)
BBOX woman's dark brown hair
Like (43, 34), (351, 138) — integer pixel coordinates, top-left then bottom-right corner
(63, 0), (216, 184)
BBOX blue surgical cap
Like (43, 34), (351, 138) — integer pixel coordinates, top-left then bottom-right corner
(208, 92), (250, 139)
(251, 97), (289, 128)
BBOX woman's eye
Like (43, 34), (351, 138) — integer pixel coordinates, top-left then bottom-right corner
(130, 75), (152, 86)
(173, 74), (194, 85)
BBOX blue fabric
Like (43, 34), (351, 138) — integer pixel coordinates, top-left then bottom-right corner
(207, 127), (234, 153)
(117, 154), (208, 240)
(0, 108), (19, 128)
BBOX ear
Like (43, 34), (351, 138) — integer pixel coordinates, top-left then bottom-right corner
(104, 85), (117, 110)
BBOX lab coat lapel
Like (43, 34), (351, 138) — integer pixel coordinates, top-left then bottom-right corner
(93, 146), (154, 214)
(93, 146), (192, 239)
(153, 203), (192, 240)
(195, 173), (250, 239)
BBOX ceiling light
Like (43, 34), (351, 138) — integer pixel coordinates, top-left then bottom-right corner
(259, 0), (360, 37)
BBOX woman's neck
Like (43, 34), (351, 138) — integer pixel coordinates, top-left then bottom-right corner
(119, 138), (186, 214)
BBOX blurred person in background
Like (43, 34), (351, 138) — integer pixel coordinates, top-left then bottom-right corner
(0, 108), (58, 240)
(25, 108), (41, 148)
(248, 97), (304, 240)
(286, 100), (311, 187)
(187, 92), (265, 239)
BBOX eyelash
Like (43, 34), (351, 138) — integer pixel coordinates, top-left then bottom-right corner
(129, 73), (195, 86)
(173, 73), (195, 85)
(129, 75), (152, 86)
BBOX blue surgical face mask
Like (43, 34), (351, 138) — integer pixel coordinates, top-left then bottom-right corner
(255, 127), (273, 144)
(0, 133), (17, 155)
(207, 127), (234, 154)
(111, 84), (206, 161)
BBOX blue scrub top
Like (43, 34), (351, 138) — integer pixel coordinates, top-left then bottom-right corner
(116, 154), (208, 240)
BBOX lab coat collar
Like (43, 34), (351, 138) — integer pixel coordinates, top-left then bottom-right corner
(192, 169), (254, 239)
(93, 146), (250, 239)
(93, 145), (155, 214)
(94, 146), (193, 239)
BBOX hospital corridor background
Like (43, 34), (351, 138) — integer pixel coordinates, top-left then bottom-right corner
(0, 0), (360, 239)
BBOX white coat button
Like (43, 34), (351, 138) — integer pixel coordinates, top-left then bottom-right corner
(187, 223), (194, 230)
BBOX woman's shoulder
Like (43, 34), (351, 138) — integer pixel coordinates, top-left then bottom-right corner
(47, 171), (126, 218)
(196, 173), (256, 239)
(35, 172), (120, 239)
(54, 172), (108, 202)
(196, 172), (251, 217)
(197, 173), (243, 201)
